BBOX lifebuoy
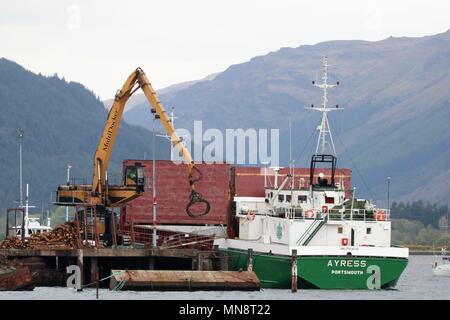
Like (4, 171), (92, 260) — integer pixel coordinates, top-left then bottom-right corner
(322, 205), (328, 213)
(247, 210), (256, 221)
(341, 238), (349, 246)
(305, 210), (315, 219)
(376, 210), (386, 221)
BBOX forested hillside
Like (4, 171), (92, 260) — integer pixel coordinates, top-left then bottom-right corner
(0, 58), (169, 231)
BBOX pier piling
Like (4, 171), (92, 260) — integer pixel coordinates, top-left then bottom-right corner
(77, 249), (83, 291)
(247, 248), (253, 271)
(291, 249), (297, 292)
(198, 252), (203, 271)
(90, 257), (97, 288)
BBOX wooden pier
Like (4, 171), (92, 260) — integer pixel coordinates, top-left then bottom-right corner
(0, 247), (230, 289)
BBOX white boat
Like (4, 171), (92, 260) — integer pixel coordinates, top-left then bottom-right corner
(13, 218), (52, 238)
(12, 184), (52, 238)
(432, 249), (450, 277)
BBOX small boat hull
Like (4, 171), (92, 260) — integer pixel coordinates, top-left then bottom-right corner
(432, 265), (450, 277)
(0, 266), (35, 291)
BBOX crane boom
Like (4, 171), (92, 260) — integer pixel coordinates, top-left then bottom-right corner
(91, 70), (140, 197)
(55, 68), (210, 217)
(136, 69), (210, 217)
(138, 72), (193, 164)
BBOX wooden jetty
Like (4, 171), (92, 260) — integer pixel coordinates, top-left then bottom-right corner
(109, 270), (260, 291)
(0, 247), (229, 288)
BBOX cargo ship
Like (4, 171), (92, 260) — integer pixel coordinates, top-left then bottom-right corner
(214, 57), (409, 289)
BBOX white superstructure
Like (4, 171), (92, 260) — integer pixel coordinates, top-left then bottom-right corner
(234, 172), (391, 248)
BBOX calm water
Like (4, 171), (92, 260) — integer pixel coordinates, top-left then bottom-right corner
(0, 255), (449, 300)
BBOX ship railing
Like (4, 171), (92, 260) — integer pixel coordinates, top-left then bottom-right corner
(284, 207), (298, 219)
(107, 172), (124, 186)
(238, 206), (390, 222)
(51, 189), (91, 206)
(119, 223), (224, 250)
(327, 208), (391, 222)
(67, 177), (89, 186)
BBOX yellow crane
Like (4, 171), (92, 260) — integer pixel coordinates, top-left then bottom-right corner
(55, 68), (210, 217)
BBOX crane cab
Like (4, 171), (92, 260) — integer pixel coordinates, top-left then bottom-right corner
(124, 162), (145, 193)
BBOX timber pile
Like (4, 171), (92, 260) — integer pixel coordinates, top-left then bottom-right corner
(0, 222), (78, 249)
(0, 237), (26, 249)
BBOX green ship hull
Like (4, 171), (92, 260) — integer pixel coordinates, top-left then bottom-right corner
(224, 249), (408, 289)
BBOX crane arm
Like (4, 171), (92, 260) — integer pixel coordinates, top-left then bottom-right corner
(136, 69), (210, 217)
(91, 70), (140, 198)
(137, 71), (193, 166)
(91, 68), (210, 216)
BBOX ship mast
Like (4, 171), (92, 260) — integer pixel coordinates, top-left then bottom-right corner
(309, 56), (342, 156)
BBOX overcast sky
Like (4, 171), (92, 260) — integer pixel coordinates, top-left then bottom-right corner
(1, 0), (449, 99)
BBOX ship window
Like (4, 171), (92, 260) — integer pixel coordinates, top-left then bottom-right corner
(366, 228), (372, 235)
(286, 195), (292, 202)
(298, 195), (307, 203)
(337, 227), (343, 234)
(325, 196), (335, 204)
(278, 194), (284, 202)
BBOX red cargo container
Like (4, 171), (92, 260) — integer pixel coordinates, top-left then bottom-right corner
(122, 160), (232, 225)
(122, 160), (352, 227)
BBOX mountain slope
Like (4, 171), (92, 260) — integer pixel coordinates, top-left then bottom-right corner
(0, 58), (169, 218)
(124, 30), (450, 204)
(116, 72), (219, 129)
(102, 72), (219, 113)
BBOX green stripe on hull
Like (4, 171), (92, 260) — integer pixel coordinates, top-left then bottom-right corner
(224, 249), (408, 289)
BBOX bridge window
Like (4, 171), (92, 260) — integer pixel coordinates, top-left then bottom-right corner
(278, 194), (284, 202)
(298, 195), (307, 203)
(325, 196), (335, 204)
(286, 195), (292, 202)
